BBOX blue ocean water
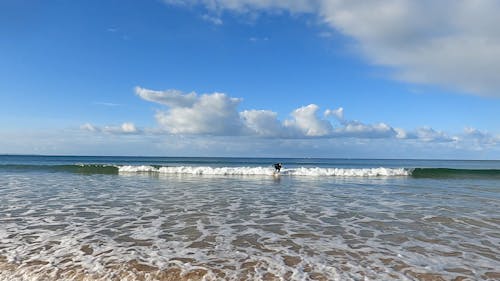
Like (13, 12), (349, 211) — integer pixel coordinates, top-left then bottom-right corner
(0, 155), (499, 280)
(1, 155), (500, 169)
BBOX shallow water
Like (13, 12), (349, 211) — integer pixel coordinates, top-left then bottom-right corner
(0, 157), (499, 280)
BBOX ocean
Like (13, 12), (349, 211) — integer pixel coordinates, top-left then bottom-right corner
(0, 155), (499, 280)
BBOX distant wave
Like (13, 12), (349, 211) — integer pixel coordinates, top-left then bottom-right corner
(1, 164), (500, 178)
(411, 168), (500, 179)
(0, 164), (119, 175)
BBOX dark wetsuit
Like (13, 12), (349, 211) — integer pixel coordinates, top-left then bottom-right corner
(274, 163), (282, 172)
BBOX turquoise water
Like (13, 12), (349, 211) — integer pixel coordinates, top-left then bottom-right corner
(0, 156), (499, 280)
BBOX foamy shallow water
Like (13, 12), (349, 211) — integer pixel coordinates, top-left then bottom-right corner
(0, 171), (499, 280)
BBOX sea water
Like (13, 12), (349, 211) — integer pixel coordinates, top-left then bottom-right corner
(0, 155), (499, 280)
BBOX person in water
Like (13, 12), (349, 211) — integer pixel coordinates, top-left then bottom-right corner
(273, 163), (282, 173)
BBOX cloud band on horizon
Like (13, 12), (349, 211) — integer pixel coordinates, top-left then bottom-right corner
(79, 86), (499, 154)
(128, 86), (475, 145)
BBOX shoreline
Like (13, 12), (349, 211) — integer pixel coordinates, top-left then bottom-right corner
(3, 256), (497, 281)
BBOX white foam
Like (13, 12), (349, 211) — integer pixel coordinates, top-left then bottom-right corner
(118, 165), (411, 177)
(119, 165), (158, 172)
(1, 169), (497, 281)
(285, 167), (410, 176)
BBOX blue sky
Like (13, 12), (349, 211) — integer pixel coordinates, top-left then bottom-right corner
(1, 0), (499, 158)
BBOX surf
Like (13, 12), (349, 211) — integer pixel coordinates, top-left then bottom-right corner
(118, 165), (411, 177)
(1, 163), (500, 179)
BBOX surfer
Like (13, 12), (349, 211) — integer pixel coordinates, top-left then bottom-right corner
(273, 163), (282, 173)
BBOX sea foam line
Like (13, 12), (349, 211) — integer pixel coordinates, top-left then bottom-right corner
(118, 166), (411, 177)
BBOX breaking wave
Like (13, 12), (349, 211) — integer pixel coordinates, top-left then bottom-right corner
(1, 164), (499, 178)
(118, 165), (411, 177)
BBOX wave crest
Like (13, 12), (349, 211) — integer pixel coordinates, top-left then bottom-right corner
(118, 166), (411, 177)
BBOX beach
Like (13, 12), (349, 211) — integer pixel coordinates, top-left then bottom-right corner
(0, 156), (499, 280)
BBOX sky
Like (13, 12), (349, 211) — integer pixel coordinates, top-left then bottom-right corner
(1, 0), (499, 159)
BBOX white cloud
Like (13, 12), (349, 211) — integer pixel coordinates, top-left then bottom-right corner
(7, 127), (499, 158)
(80, 123), (97, 132)
(324, 107), (344, 120)
(335, 121), (397, 139)
(462, 127), (499, 148)
(121, 122), (138, 133)
(141, 88), (244, 135)
(86, 87), (499, 153)
(464, 126), (487, 138)
(135, 87), (459, 142)
(135, 87), (197, 108)
(413, 127), (455, 143)
(71, 90), (500, 157)
(284, 104), (333, 137)
(81, 122), (140, 134)
(394, 128), (408, 139)
(240, 110), (285, 137)
(321, 0), (500, 96)
(163, 0), (500, 97)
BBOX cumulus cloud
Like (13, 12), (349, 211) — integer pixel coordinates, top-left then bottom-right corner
(462, 127), (500, 148)
(137, 87), (243, 135)
(80, 87), (500, 157)
(134, 87), (462, 143)
(82, 86), (499, 151)
(284, 104), (333, 137)
(163, 0), (500, 97)
(136, 87), (356, 138)
(240, 110), (285, 137)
